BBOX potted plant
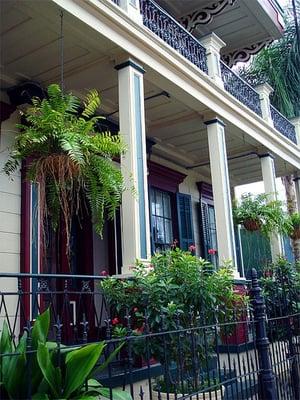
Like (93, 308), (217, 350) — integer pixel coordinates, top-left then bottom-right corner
(3, 84), (125, 256)
(287, 212), (300, 239)
(232, 193), (290, 237)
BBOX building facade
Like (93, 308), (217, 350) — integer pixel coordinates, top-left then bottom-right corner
(1, 0), (300, 292)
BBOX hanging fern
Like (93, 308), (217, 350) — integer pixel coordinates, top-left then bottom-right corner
(3, 84), (125, 257)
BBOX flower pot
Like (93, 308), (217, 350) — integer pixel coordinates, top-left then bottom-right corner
(290, 227), (300, 240)
(243, 218), (261, 231)
(152, 385), (224, 400)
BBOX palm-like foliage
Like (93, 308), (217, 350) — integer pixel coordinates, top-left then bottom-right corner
(239, 16), (300, 118)
(4, 84), (125, 254)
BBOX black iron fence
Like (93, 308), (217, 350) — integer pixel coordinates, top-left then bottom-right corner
(0, 270), (299, 399)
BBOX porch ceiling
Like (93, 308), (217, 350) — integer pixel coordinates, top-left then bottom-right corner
(0, 0), (294, 188)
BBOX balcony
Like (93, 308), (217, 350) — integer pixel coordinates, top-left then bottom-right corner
(112, 0), (297, 145)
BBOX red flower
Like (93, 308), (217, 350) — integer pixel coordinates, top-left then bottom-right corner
(189, 244), (196, 252)
(100, 270), (108, 276)
(208, 248), (217, 255)
(133, 307), (139, 313)
(112, 317), (119, 325)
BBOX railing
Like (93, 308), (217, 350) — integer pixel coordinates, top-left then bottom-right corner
(270, 105), (297, 144)
(1, 270), (299, 399)
(220, 61), (262, 116)
(140, 0), (208, 74)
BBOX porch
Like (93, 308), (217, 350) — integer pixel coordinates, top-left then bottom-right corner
(1, 0), (300, 284)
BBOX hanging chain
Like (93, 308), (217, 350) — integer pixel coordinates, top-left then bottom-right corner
(60, 10), (64, 92)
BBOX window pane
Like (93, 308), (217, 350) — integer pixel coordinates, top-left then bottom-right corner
(155, 190), (163, 216)
(155, 216), (165, 244)
(164, 219), (173, 244)
(163, 192), (172, 218)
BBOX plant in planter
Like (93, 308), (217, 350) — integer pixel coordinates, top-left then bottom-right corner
(3, 84), (125, 254)
(287, 212), (300, 239)
(232, 193), (291, 237)
(101, 248), (244, 398)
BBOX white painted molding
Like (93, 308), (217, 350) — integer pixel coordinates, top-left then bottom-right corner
(290, 117), (300, 146)
(119, 0), (142, 24)
(200, 33), (226, 88)
(255, 83), (274, 126)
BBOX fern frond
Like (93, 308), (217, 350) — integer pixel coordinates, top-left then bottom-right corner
(82, 90), (100, 118)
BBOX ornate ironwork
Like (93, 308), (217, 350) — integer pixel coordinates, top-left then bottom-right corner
(179, 0), (237, 33)
(140, 0), (208, 74)
(220, 60), (262, 116)
(221, 39), (273, 68)
(111, 0), (120, 5)
(270, 105), (297, 143)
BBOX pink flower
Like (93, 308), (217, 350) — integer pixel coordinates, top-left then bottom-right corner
(100, 270), (108, 276)
(112, 317), (119, 325)
(208, 248), (217, 255)
(133, 307), (139, 313)
(189, 244), (196, 252)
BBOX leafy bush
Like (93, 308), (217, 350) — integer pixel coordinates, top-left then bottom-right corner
(232, 193), (291, 237)
(0, 309), (131, 400)
(260, 257), (300, 340)
(101, 249), (245, 371)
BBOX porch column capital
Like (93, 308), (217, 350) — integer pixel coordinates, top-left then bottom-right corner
(290, 117), (300, 145)
(255, 83), (274, 126)
(117, 59), (151, 273)
(205, 119), (239, 274)
(260, 154), (283, 259)
(200, 32), (225, 88)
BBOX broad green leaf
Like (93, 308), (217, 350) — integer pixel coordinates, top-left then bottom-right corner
(0, 321), (12, 383)
(5, 332), (27, 399)
(37, 341), (60, 398)
(99, 387), (133, 400)
(32, 308), (50, 349)
(32, 393), (50, 400)
(63, 342), (106, 398)
(92, 342), (124, 375)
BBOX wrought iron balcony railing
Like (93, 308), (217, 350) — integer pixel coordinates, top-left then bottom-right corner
(140, 0), (208, 74)
(270, 105), (297, 144)
(220, 61), (262, 117)
(110, 0), (297, 145)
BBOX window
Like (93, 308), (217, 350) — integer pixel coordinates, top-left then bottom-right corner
(150, 188), (173, 251)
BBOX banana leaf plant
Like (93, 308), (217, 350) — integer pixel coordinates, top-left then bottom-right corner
(3, 84), (125, 257)
(0, 309), (131, 400)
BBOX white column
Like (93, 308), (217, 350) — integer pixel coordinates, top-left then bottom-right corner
(116, 59), (151, 273)
(255, 83), (274, 126)
(290, 117), (300, 145)
(119, 0), (142, 23)
(200, 33), (226, 88)
(205, 118), (238, 271)
(294, 175), (300, 212)
(259, 154), (283, 259)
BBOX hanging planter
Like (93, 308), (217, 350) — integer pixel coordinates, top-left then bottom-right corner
(232, 193), (290, 237)
(243, 218), (261, 231)
(287, 212), (300, 240)
(4, 84), (125, 257)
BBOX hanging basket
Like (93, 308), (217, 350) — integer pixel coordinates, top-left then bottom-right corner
(290, 227), (300, 240)
(243, 218), (261, 232)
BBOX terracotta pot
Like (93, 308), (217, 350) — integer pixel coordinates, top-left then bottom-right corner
(152, 385), (225, 400)
(290, 227), (300, 240)
(243, 218), (261, 231)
